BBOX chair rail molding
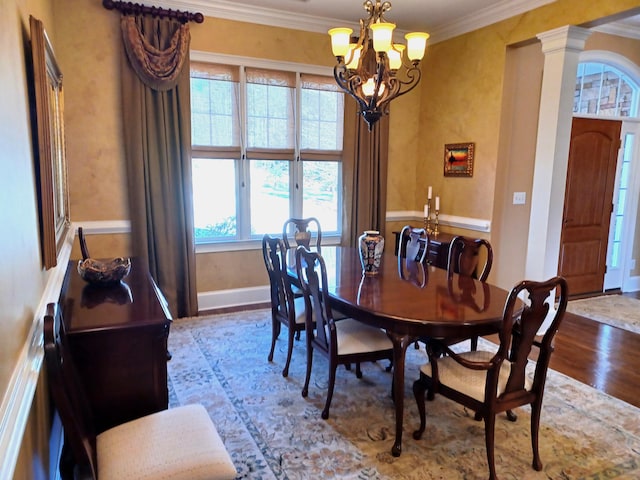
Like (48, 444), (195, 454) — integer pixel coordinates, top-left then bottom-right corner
(386, 210), (491, 233)
(0, 227), (74, 479)
(73, 219), (131, 235)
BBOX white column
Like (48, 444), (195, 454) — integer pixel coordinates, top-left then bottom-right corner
(525, 26), (591, 281)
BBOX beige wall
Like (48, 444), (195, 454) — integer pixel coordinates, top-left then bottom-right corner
(53, 0), (640, 295)
(1, 0), (57, 478)
(414, 0), (640, 287)
(5, 0), (640, 477)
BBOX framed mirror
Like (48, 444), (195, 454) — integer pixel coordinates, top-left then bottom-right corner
(30, 16), (70, 269)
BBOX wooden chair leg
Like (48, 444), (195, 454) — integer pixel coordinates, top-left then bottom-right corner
(282, 327), (295, 377)
(506, 409), (517, 422)
(302, 342), (313, 398)
(268, 319), (280, 362)
(470, 335), (478, 351)
(322, 362), (337, 420)
(412, 377), (427, 440)
(530, 398), (543, 471)
(484, 414), (498, 480)
(355, 362), (362, 378)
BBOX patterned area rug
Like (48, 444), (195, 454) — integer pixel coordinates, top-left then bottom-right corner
(167, 309), (640, 479)
(566, 295), (640, 334)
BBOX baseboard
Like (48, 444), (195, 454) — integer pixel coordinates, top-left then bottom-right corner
(0, 228), (73, 480)
(197, 285), (271, 313)
(624, 275), (640, 293)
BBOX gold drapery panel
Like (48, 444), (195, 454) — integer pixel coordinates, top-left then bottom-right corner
(121, 13), (198, 318)
(342, 98), (390, 246)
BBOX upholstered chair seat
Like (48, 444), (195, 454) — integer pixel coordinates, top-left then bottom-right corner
(334, 318), (393, 355)
(97, 404), (237, 480)
(419, 351), (532, 403)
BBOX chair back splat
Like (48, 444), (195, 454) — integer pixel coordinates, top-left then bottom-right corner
(413, 276), (569, 480)
(398, 225), (429, 263)
(447, 235), (493, 281)
(282, 217), (322, 250)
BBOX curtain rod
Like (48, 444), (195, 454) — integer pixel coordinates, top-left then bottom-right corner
(102, 0), (204, 24)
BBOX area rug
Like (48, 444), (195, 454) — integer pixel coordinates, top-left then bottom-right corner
(566, 295), (640, 335)
(167, 309), (640, 480)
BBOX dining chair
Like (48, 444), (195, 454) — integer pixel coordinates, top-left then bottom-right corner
(412, 276), (568, 480)
(282, 217), (322, 250)
(398, 224), (429, 263)
(262, 234), (308, 377)
(447, 235), (493, 282)
(295, 246), (394, 420)
(43, 302), (237, 480)
(440, 235), (494, 351)
(398, 225), (429, 291)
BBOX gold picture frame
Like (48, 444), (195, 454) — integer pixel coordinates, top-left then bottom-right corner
(30, 16), (70, 269)
(444, 142), (474, 177)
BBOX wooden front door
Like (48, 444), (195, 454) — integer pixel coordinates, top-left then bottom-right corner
(559, 117), (621, 295)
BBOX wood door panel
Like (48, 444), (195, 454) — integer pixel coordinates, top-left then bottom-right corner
(559, 118), (620, 295)
(559, 240), (602, 275)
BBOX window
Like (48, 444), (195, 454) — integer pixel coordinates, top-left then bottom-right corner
(574, 62), (639, 117)
(190, 60), (344, 246)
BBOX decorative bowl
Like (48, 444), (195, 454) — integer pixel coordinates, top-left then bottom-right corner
(77, 257), (131, 286)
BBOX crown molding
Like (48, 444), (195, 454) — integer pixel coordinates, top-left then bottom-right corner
(429, 0), (555, 42)
(154, 0), (554, 43)
(592, 21), (640, 41)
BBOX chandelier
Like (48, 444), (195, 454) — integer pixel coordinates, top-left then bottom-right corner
(329, 0), (429, 130)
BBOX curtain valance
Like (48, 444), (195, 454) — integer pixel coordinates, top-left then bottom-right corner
(121, 15), (190, 91)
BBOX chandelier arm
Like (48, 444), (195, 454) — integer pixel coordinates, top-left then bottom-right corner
(334, 64), (370, 113)
(376, 67), (422, 112)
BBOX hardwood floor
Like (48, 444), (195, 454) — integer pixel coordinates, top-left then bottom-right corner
(548, 292), (640, 409)
(485, 291), (640, 408)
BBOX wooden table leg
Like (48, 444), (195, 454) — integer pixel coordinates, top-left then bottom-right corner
(387, 331), (412, 457)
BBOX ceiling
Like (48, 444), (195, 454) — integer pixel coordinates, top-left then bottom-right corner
(157, 0), (640, 43)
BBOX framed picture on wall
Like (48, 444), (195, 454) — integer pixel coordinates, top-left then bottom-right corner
(30, 16), (70, 269)
(444, 142), (474, 177)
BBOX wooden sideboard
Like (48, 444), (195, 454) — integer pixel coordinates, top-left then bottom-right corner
(58, 258), (171, 433)
(393, 231), (455, 269)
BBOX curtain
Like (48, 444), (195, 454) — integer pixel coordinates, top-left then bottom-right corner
(341, 98), (390, 247)
(120, 14), (198, 318)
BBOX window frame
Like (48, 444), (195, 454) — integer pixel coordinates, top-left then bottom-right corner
(190, 51), (344, 253)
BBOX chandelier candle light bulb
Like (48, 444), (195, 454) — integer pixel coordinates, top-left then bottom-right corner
(328, 0), (429, 130)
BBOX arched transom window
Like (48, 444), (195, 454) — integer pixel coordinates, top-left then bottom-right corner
(574, 62), (639, 117)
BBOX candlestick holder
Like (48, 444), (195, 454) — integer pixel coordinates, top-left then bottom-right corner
(425, 198), (432, 234)
(434, 209), (439, 236)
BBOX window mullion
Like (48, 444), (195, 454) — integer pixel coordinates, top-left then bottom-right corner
(238, 65), (251, 240)
(292, 72), (303, 218)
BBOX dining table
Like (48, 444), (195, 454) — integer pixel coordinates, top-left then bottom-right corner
(287, 245), (517, 457)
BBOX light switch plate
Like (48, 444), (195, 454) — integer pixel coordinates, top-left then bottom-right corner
(513, 192), (526, 205)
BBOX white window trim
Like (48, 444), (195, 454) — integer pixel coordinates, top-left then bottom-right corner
(577, 50), (640, 118)
(190, 51), (333, 77)
(190, 50), (342, 251)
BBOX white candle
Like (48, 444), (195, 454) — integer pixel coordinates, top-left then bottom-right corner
(427, 186), (432, 200)
(423, 204), (429, 217)
(435, 196), (440, 211)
